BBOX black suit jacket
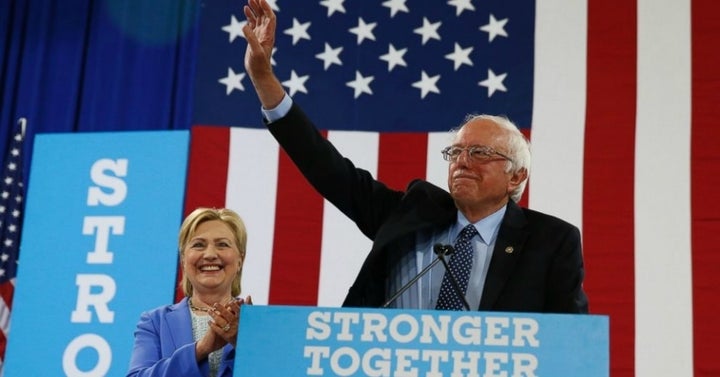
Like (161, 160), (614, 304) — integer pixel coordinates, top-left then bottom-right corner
(268, 103), (588, 314)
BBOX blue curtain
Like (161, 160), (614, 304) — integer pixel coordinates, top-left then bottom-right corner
(0, 0), (200, 180)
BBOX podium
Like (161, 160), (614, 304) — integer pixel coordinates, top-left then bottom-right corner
(235, 305), (608, 376)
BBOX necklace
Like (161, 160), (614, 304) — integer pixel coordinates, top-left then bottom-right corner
(188, 297), (234, 313)
(188, 299), (212, 313)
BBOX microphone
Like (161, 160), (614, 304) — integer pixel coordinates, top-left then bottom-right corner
(435, 244), (471, 311)
(381, 244), (456, 308)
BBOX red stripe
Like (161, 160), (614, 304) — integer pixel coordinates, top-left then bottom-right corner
(0, 330), (5, 362)
(691, 1), (720, 374)
(268, 131), (326, 305)
(183, 126), (231, 213)
(174, 126), (231, 303)
(0, 282), (13, 360)
(0, 282), (13, 311)
(584, 1), (637, 376)
(377, 133), (428, 188)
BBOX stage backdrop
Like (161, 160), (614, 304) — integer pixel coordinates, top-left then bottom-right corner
(1, 1), (719, 377)
(186, 1), (719, 377)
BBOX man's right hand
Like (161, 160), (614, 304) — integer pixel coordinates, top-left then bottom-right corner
(243, 0), (285, 109)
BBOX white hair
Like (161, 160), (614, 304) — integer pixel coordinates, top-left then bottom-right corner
(451, 114), (531, 202)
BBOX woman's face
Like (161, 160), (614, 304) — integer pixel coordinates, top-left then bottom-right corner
(182, 220), (242, 297)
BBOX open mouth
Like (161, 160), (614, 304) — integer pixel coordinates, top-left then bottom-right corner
(198, 265), (223, 272)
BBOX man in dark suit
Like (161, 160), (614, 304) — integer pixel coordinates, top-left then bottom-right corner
(241, 0), (588, 313)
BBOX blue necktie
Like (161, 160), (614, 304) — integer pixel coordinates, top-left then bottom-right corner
(436, 224), (478, 310)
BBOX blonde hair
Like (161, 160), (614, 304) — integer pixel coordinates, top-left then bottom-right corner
(178, 207), (247, 297)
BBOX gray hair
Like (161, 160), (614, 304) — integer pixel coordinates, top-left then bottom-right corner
(452, 114), (531, 202)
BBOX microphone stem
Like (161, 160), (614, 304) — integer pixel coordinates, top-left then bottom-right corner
(381, 257), (443, 308)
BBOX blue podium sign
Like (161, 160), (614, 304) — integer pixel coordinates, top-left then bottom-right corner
(4, 131), (189, 377)
(235, 306), (608, 377)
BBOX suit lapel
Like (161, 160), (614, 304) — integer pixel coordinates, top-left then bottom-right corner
(373, 180), (457, 250)
(479, 201), (530, 310)
(165, 298), (193, 350)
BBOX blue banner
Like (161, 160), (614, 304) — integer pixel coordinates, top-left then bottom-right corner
(4, 131), (189, 376)
(236, 306), (609, 376)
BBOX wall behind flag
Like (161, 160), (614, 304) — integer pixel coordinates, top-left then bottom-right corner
(0, 0), (199, 181)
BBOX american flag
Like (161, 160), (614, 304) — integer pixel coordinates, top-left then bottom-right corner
(188, 1), (720, 376)
(194, 0), (535, 131)
(0, 119), (24, 373)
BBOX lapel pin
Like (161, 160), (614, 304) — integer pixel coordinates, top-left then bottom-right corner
(504, 246), (514, 254)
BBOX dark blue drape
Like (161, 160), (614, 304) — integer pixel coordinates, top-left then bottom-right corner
(0, 0), (200, 181)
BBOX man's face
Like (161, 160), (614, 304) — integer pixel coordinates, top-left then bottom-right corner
(446, 119), (518, 212)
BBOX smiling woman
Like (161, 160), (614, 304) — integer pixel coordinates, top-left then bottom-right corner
(178, 208), (248, 301)
(126, 207), (253, 377)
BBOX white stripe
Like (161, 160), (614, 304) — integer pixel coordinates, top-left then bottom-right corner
(0, 296), (10, 333)
(635, 0), (693, 375)
(316, 131), (376, 307)
(529, 0), (588, 230)
(226, 128), (280, 305)
(427, 132), (453, 191)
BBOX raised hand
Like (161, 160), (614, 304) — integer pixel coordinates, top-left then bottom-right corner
(243, 0), (276, 81)
(242, 0), (285, 108)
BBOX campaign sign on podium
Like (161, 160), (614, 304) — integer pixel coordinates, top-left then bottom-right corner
(4, 131), (189, 377)
(235, 305), (608, 376)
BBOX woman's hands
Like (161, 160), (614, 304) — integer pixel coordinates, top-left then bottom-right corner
(210, 296), (253, 345)
(195, 296), (253, 361)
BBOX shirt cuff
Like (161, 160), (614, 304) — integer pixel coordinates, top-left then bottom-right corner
(261, 93), (292, 123)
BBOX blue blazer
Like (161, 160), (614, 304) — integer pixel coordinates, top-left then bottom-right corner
(126, 297), (235, 377)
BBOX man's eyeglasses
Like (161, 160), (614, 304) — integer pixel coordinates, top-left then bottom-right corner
(441, 145), (513, 163)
